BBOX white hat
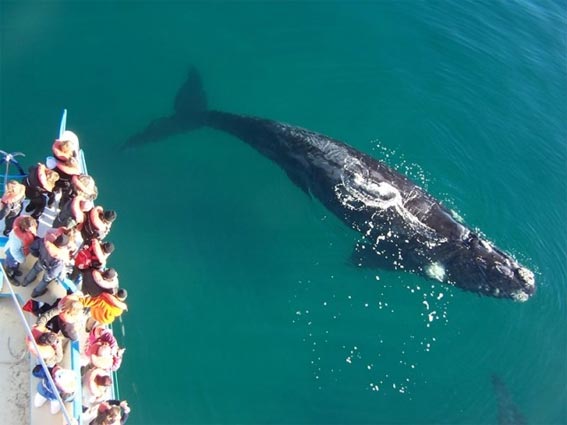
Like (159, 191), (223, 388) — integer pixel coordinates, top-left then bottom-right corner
(56, 130), (79, 150)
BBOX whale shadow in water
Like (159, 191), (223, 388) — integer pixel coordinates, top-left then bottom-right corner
(491, 374), (527, 425)
(125, 67), (536, 302)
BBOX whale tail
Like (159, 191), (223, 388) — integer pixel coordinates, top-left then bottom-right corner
(123, 66), (207, 149)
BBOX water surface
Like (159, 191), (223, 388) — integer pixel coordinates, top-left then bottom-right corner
(1, 1), (565, 424)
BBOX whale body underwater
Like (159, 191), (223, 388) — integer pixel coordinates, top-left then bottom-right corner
(125, 68), (535, 302)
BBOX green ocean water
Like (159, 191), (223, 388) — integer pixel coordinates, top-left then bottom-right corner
(1, 1), (566, 424)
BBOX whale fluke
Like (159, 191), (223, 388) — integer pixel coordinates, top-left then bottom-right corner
(174, 66), (207, 118)
(123, 67), (207, 149)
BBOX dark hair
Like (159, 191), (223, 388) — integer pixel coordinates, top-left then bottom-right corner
(103, 406), (121, 423)
(38, 332), (58, 346)
(18, 216), (37, 232)
(102, 268), (117, 280)
(116, 288), (127, 300)
(95, 375), (112, 387)
(102, 210), (117, 223)
(101, 242), (115, 254)
(54, 234), (69, 247)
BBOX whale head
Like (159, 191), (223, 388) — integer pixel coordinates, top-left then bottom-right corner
(441, 233), (535, 301)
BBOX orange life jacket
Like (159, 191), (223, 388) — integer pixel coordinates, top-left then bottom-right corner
(13, 216), (36, 255)
(82, 293), (127, 325)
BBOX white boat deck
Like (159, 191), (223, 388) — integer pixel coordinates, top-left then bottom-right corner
(0, 204), (80, 425)
(0, 293), (30, 425)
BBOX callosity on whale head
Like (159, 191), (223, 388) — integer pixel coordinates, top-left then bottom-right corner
(438, 233), (535, 301)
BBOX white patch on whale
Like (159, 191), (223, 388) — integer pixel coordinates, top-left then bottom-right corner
(518, 267), (535, 288)
(336, 158), (436, 239)
(450, 209), (464, 223)
(511, 291), (529, 303)
(425, 262), (446, 282)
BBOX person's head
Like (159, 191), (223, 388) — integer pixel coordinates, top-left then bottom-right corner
(73, 174), (98, 201)
(102, 406), (122, 424)
(102, 268), (117, 280)
(6, 180), (23, 193)
(45, 168), (60, 186)
(101, 242), (115, 255)
(95, 268), (118, 290)
(54, 234), (70, 248)
(37, 332), (58, 346)
(94, 374), (112, 387)
(55, 139), (74, 154)
(2, 181), (25, 203)
(97, 343), (112, 357)
(116, 288), (127, 301)
(102, 210), (117, 223)
(91, 342), (114, 369)
(63, 226), (81, 241)
(18, 216), (38, 233)
(56, 130), (79, 146)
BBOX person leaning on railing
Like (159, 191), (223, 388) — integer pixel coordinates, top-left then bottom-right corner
(22, 233), (72, 298)
(81, 287), (128, 330)
(26, 327), (63, 369)
(82, 366), (113, 409)
(4, 215), (37, 279)
(35, 293), (87, 342)
(33, 364), (77, 415)
(89, 399), (131, 425)
(84, 325), (124, 371)
(51, 130), (82, 207)
(81, 207), (117, 242)
(69, 239), (114, 282)
(0, 180), (26, 236)
(23, 163), (59, 220)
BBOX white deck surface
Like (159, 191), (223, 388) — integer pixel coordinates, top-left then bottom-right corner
(0, 295), (29, 425)
(0, 205), (78, 425)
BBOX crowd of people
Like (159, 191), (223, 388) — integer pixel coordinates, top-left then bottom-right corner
(2, 130), (131, 424)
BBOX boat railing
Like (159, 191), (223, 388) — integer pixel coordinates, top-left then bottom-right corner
(0, 264), (76, 425)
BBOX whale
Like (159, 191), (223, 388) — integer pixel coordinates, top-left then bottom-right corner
(125, 68), (535, 302)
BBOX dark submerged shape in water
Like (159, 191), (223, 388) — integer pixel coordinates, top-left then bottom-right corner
(491, 374), (527, 425)
(125, 68), (535, 302)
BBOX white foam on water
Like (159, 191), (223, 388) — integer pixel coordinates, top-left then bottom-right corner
(290, 269), (453, 397)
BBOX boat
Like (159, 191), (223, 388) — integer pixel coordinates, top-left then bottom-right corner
(0, 110), (126, 425)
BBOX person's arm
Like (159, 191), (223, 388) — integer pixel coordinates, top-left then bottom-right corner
(54, 338), (64, 363)
(7, 233), (25, 262)
(120, 400), (131, 424)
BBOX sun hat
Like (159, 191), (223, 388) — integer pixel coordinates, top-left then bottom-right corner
(55, 130), (79, 149)
(90, 344), (114, 369)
